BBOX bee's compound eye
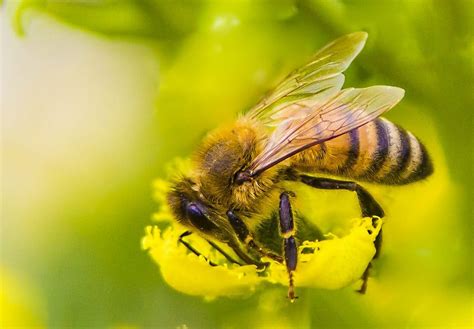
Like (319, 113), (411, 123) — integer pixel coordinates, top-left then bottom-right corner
(186, 203), (204, 219)
(186, 203), (218, 232)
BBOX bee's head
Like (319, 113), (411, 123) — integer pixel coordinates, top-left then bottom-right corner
(167, 177), (229, 240)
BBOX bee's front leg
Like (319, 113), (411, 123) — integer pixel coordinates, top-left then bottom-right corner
(206, 240), (244, 266)
(279, 192), (298, 302)
(226, 210), (283, 264)
(178, 231), (217, 266)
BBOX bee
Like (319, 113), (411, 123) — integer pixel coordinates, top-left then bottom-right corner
(167, 32), (433, 301)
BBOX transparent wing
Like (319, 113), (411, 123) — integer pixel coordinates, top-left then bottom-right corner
(248, 86), (405, 176)
(247, 32), (368, 125)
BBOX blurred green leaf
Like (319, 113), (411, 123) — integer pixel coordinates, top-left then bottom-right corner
(3, 0), (473, 327)
(12, 0), (204, 41)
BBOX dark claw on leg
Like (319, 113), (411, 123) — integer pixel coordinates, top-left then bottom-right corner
(356, 263), (371, 294)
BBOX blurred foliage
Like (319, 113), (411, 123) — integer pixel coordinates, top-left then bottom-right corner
(12, 0), (203, 39)
(3, 0), (473, 328)
(1, 269), (46, 328)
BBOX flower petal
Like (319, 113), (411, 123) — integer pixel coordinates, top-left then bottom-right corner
(142, 226), (263, 300)
(297, 217), (381, 289)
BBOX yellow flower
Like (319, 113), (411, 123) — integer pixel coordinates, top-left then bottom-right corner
(142, 225), (262, 300)
(274, 217), (382, 290)
(142, 159), (382, 300)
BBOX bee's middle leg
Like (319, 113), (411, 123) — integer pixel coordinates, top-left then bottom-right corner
(299, 175), (384, 294)
(279, 191), (298, 302)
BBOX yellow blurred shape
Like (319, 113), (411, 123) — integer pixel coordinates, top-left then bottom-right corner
(0, 268), (46, 328)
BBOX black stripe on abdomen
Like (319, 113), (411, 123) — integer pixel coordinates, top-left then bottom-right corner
(394, 125), (412, 174)
(339, 128), (359, 174)
(386, 129), (433, 185)
(358, 119), (389, 179)
(402, 139), (433, 183)
(378, 124), (412, 184)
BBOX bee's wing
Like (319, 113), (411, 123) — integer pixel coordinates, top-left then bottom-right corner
(248, 86), (405, 176)
(247, 32), (368, 125)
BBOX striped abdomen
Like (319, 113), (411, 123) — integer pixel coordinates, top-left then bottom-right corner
(290, 118), (433, 185)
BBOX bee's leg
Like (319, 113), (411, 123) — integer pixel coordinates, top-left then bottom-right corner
(226, 210), (283, 263)
(299, 175), (384, 293)
(179, 231), (257, 267)
(207, 240), (244, 266)
(178, 231), (217, 266)
(299, 176), (384, 217)
(357, 221), (383, 294)
(227, 240), (268, 268)
(279, 192), (298, 302)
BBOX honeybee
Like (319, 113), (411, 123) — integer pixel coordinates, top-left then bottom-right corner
(168, 32), (433, 301)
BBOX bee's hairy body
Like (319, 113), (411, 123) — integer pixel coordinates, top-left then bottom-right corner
(165, 32), (434, 300)
(170, 116), (432, 244)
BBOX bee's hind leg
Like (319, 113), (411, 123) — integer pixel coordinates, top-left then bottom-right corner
(298, 175), (385, 294)
(299, 176), (384, 217)
(357, 220), (383, 294)
(279, 191), (298, 302)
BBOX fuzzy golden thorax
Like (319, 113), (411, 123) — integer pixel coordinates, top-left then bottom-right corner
(167, 118), (281, 242)
(193, 118), (279, 213)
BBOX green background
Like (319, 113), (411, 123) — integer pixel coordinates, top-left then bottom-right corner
(2, 0), (472, 328)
